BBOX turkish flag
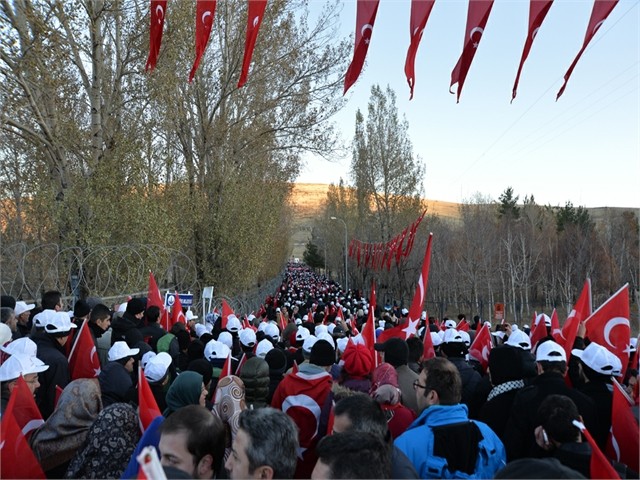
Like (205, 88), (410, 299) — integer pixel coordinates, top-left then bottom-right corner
(343, 0), (380, 94)
(404, 0), (435, 99)
(362, 281), (377, 351)
(557, 280), (591, 365)
(235, 353), (248, 376)
(170, 292), (186, 330)
(292, 360), (299, 374)
(138, 366), (161, 433)
(550, 308), (561, 339)
(238, 0), (268, 88)
(377, 320), (418, 343)
(219, 353), (232, 380)
(395, 227), (408, 265)
(511, 0), (553, 101)
(529, 313), (548, 352)
(146, 0), (168, 72)
(450, 0), (495, 103)
(279, 311), (288, 332)
(457, 319), (470, 332)
(584, 284), (630, 378)
(404, 211), (426, 258)
(557, 0), (619, 100)
(160, 308), (171, 332)
(0, 377), (46, 479)
(221, 299), (234, 330)
(606, 379), (639, 470)
(6, 375), (44, 441)
(407, 232), (433, 326)
(147, 271), (165, 315)
(189, 0), (217, 82)
(469, 324), (492, 371)
(68, 320), (101, 379)
(573, 420), (620, 479)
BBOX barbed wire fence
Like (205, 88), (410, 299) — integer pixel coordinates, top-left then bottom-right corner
(1, 243), (284, 314)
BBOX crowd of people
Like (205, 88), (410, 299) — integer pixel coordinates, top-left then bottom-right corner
(0, 262), (638, 479)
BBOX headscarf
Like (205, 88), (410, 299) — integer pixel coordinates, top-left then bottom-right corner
(163, 371), (204, 417)
(211, 375), (246, 464)
(64, 403), (140, 479)
(30, 378), (103, 472)
(370, 363), (401, 405)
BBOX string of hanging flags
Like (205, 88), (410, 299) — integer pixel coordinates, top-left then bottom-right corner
(348, 211), (426, 271)
(144, 0), (619, 100)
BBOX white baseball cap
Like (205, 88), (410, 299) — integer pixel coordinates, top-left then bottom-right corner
(264, 323), (280, 342)
(43, 311), (78, 334)
(226, 314), (241, 333)
(256, 339), (274, 358)
(535, 313), (552, 327)
(204, 340), (230, 362)
(0, 353), (49, 382)
(195, 324), (208, 338)
(572, 342), (622, 376)
(317, 332), (335, 348)
(14, 301), (35, 317)
(505, 329), (532, 350)
(295, 326), (310, 342)
(144, 352), (172, 383)
(442, 329), (464, 344)
(0, 323), (11, 345)
(108, 341), (140, 362)
(141, 351), (156, 369)
(0, 337), (38, 357)
(430, 332), (443, 347)
(186, 309), (198, 321)
(218, 331), (233, 350)
(336, 337), (349, 353)
(239, 328), (257, 347)
(302, 335), (318, 353)
(33, 310), (56, 329)
(327, 323), (336, 335)
(315, 325), (328, 336)
(444, 319), (457, 329)
(536, 340), (566, 363)
(401, 308), (409, 316)
(458, 331), (471, 347)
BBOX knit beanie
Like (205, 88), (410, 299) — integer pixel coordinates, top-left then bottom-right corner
(342, 343), (373, 378)
(310, 339), (335, 367)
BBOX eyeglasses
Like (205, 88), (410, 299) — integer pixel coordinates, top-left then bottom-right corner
(413, 380), (427, 390)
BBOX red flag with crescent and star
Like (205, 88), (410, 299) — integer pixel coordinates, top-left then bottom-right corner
(0, 376), (46, 479)
(221, 299), (234, 331)
(146, 0), (168, 72)
(450, 0), (494, 103)
(573, 420), (621, 479)
(344, 0), (380, 94)
(404, 0), (435, 99)
(584, 283), (630, 378)
(407, 232), (433, 327)
(5, 375), (44, 441)
(138, 365), (161, 432)
(189, 0), (217, 82)
(469, 323), (492, 371)
(170, 292), (186, 330)
(557, 0), (619, 100)
(68, 320), (101, 380)
(606, 378), (639, 470)
(147, 271), (166, 319)
(557, 279), (592, 369)
(511, 0), (554, 102)
(238, 0), (268, 88)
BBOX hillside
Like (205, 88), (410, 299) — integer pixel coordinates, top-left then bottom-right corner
(288, 183), (640, 259)
(289, 183), (461, 258)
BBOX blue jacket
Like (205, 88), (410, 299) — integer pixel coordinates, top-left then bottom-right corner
(395, 404), (506, 479)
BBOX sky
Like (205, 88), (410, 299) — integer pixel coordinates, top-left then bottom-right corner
(297, 0), (640, 209)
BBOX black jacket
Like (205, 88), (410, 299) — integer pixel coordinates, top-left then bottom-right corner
(578, 380), (613, 450)
(32, 332), (71, 419)
(139, 323), (166, 352)
(99, 361), (134, 407)
(110, 312), (144, 348)
(503, 372), (597, 461)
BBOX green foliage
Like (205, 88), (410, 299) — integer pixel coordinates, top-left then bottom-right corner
(498, 187), (520, 220)
(303, 241), (324, 270)
(555, 201), (593, 233)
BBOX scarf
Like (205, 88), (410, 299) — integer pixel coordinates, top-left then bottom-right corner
(30, 379), (103, 472)
(487, 379), (525, 402)
(163, 371), (203, 417)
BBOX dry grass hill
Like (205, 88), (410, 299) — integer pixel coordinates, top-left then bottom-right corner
(289, 183), (461, 259)
(288, 183), (639, 259)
